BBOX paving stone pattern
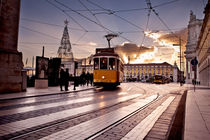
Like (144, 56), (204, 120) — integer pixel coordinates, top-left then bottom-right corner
(144, 91), (185, 140)
(0, 93), (152, 139)
(93, 95), (170, 140)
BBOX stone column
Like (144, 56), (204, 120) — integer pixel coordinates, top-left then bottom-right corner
(0, 0), (24, 93)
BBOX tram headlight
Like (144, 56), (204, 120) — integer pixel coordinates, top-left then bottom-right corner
(102, 76), (105, 79)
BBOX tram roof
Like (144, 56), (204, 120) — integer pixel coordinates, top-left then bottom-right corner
(93, 52), (119, 57)
(93, 48), (119, 57)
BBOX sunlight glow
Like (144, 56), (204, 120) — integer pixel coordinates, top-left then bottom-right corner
(88, 42), (97, 46)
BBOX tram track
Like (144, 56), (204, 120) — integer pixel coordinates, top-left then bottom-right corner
(4, 86), (150, 140)
(85, 84), (179, 140)
(0, 87), (96, 102)
(85, 93), (160, 140)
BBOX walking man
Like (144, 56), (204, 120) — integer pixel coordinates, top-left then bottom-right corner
(64, 69), (70, 91)
(59, 68), (65, 91)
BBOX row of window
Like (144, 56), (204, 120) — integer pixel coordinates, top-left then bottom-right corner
(125, 67), (173, 71)
(125, 72), (172, 76)
(94, 57), (123, 71)
(125, 65), (173, 68)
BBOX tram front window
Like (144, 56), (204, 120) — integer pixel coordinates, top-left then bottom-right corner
(109, 58), (116, 70)
(94, 58), (99, 70)
(100, 57), (107, 69)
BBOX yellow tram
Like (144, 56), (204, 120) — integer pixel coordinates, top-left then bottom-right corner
(153, 75), (165, 84)
(93, 48), (124, 87)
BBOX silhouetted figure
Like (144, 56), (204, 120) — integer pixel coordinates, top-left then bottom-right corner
(64, 69), (70, 91)
(59, 68), (65, 91)
(80, 72), (86, 86)
(90, 73), (93, 86)
(86, 72), (90, 86)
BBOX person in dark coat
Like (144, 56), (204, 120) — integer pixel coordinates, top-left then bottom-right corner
(59, 68), (65, 91)
(80, 71), (86, 86)
(90, 73), (93, 86)
(86, 72), (90, 86)
(64, 69), (70, 91)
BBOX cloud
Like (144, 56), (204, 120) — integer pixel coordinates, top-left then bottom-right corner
(114, 42), (154, 63)
(113, 28), (187, 65)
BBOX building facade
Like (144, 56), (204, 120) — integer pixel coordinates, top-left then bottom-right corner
(197, 1), (210, 86)
(185, 11), (203, 84)
(123, 62), (179, 82)
(76, 62), (180, 82)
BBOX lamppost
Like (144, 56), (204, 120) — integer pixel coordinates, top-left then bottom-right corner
(173, 37), (182, 86)
(104, 34), (118, 48)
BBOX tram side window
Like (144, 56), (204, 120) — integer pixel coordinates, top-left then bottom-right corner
(109, 58), (116, 70)
(94, 58), (99, 70)
(100, 57), (107, 69)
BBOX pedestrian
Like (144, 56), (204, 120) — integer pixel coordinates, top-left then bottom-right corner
(64, 69), (70, 91)
(80, 71), (86, 86)
(90, 73), (93, 86)
(86, 72), (90, 86)
(59, 68), (65, 91)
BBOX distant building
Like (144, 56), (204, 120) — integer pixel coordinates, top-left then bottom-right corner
(57, 20), (75, 75)
(77, 62), (180, 82)
(196, 1), (210, 86)
(76, 56), (94, 76)
(123, 62), (180, 82)
(185, 11), (203, 84)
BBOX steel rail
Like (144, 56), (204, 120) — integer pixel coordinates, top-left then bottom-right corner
(85, 93), (160, 140)
(8, 87), (147, 140)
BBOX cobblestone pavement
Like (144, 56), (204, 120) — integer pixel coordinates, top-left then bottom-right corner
(0, 83), (186, 140)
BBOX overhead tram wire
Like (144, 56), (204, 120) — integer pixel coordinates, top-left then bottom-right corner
(113, 0), (179, 13)
(74, 31), (87, 44)
(19, 41), (107, 47)
(78, 0), (108, 34)
(139, 0), (152, 48)
(53, 0), (133, 42)
(21, 18), (85, 32)
(20, 26), (60, 40)
(79, 0), (119, 47)
(86, 0), (144, 31)
(19, 42), (59, 45)
(46, 0), (88, 32)
(63, 0), (178, 14)
(113, 7), (148, 13)
(144, 0), (186, 43)
(22, 17), (108, 33)
(152, 0), (179, 8)
(77, 0), (108, 45)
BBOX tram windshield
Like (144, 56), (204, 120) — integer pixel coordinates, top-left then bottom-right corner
(94, 58), (99, 70)
(100, 57), (107, 69)
(109, 58), (116, 70)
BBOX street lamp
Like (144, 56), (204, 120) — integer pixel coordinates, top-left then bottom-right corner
(173, 37), (182, 86)
(104, 34), (118, 48)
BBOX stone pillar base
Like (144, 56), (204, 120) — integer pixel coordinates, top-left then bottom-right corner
(0, 51), (23, 93)
(35, 79), (48, 89)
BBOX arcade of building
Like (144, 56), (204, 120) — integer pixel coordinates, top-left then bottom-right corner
(76, 62), (180, 83)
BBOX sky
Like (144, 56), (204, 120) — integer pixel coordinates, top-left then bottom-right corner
(18, 0), (208, 67)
